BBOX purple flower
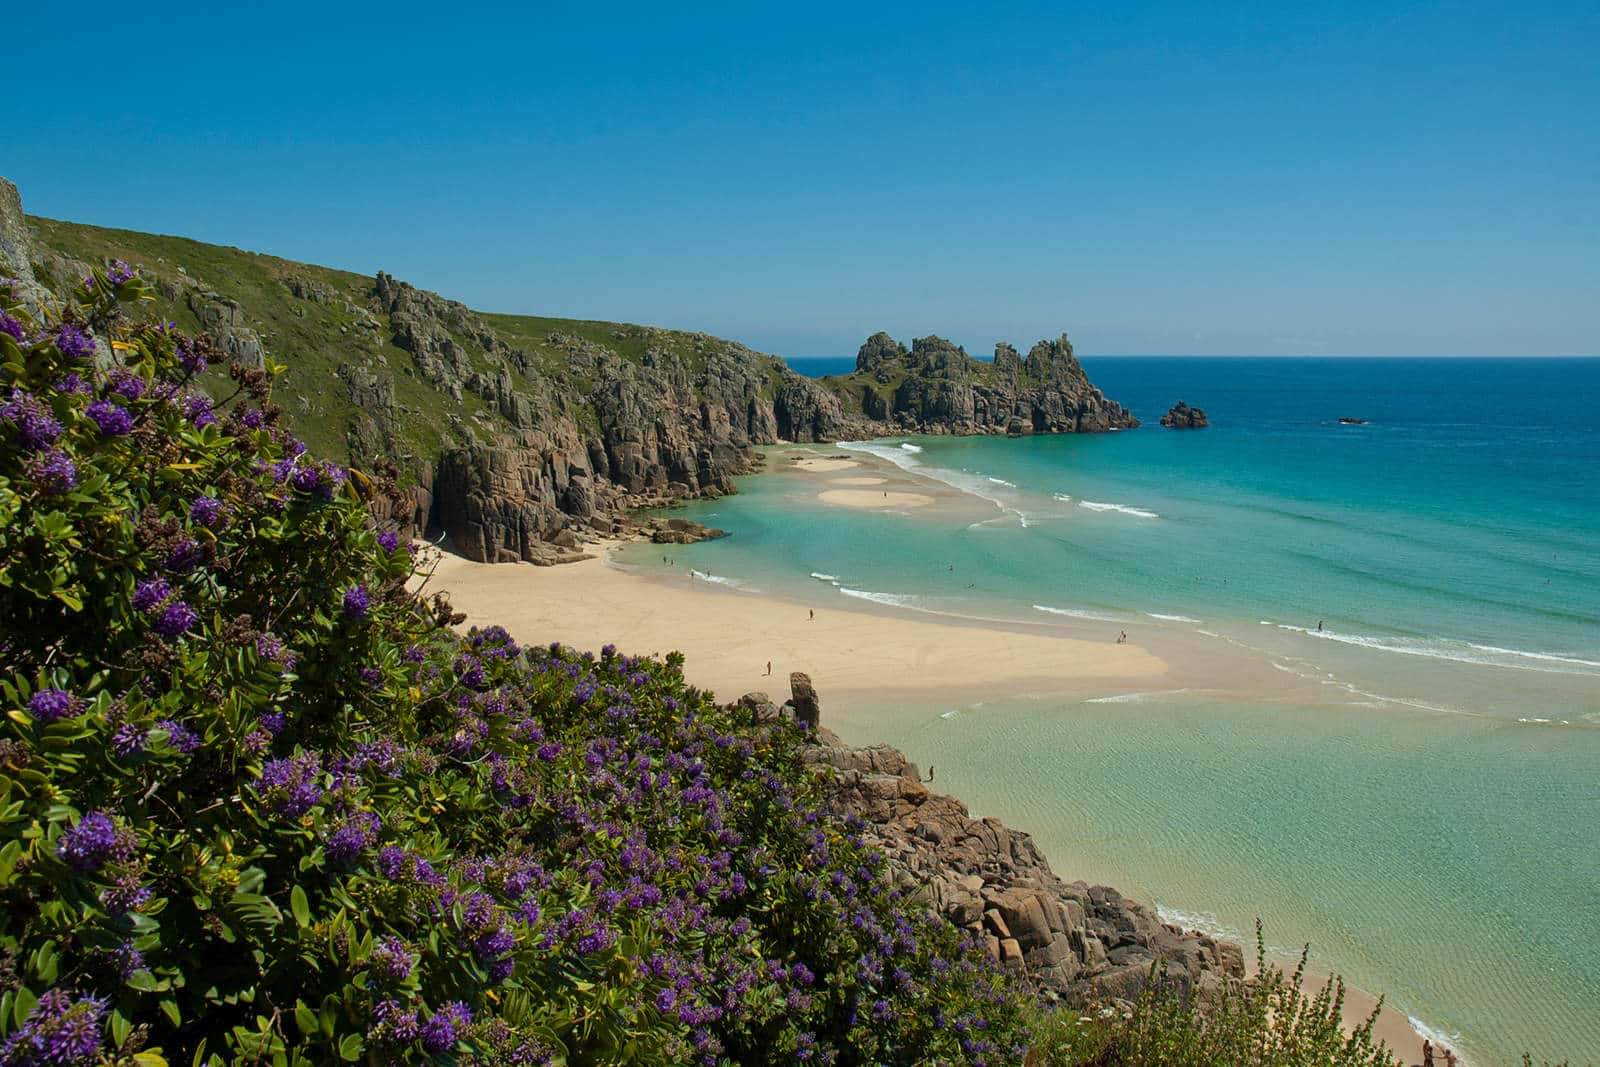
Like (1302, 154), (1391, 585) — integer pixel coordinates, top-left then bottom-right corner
(156, 720), (201, 754)
(165, 539), (206, 574)
(325, 813), (380, 864)
(0, 989), (107, 1065)
(58, 811), (119, 872)
(131, 578), (171, 613)
(420, 1002), (471, 1054)
(377, 530), (399, 553)
(29, 688), (77, 722)
(108, 260), (135, 286)
(25, 449), (77, 495)
(108, 371), (144, 401)
(54, 323), (96, 363)
(0, 313), (22, 341)
(3, 390), (62, 451)
(110, 722), (146, 758)
(100, 875), (152, 917)
(239, 407), (265, 429)
(189, 495), (224, 528)
(85, 399), (133, 436)
(342, 585), (370, 619)
(109, 940), (145, 980)
(176, 340), (206, 376)
(254, 752), (324, 816)
(54, 373), (90, 396)
(370, 936), (414, 981)
(154, 601), (198, 638)
(184, 393), (216, 429)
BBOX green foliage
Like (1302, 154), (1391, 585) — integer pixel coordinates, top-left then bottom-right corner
(1025, 929), (1402, 1067)
(0, 273), (1030, 1063)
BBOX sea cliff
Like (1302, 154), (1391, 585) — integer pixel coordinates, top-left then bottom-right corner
(6, 176), (1137, 566)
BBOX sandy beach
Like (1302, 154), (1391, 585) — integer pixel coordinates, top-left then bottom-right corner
(424, 542), (1165, 714)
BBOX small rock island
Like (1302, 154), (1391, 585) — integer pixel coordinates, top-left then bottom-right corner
(1160, 401), (1209, 428)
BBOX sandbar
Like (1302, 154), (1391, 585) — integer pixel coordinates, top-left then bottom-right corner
(792, 456), (859, 472)
(819, 488), (935, 508)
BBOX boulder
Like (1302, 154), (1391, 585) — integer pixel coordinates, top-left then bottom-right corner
(788, 672), (821, 733)
(1160, 401), (1209, 428)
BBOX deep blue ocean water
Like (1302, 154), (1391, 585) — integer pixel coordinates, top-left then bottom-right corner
(649, 357), (1599, 1063)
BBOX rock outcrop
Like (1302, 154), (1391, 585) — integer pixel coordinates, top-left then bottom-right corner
(826, 332), (1139, 436)
(1160, 401), (1208, 428)
(804, 727), (1244, 1005)
(726, 675), (1246, 1006)
(370, 270), (856, 563)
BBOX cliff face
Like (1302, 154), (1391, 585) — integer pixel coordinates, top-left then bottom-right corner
(826, 331), (1140, 436)
(12, 177), (1138, 563)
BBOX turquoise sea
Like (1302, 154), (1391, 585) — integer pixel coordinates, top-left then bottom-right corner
(638, 357), (1600, 1065)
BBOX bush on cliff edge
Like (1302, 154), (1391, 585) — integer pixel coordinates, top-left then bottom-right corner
(0, 269), (1028, 1065)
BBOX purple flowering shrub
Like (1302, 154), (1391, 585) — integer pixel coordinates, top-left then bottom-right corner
(0, 273), (1029, 1064)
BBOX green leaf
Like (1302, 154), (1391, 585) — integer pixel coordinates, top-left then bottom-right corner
(337, 1034), (363, 1061)
(290, 885), (311, 929)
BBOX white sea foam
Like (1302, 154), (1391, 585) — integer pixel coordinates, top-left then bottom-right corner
(1084, 690), (1187, 704)
(1052, 492), (1072, 502)
(837, 587), (941, 615)
(1467, 643), (1600, 669)
(809, 572), (840, 582)
(1145, 612), (1200, 623)
(939, 709), (960, 719)
(1406, 1016), (1471, 1064)
(1154, 906), (1242, 943)
(689, 570), (747, 589)
(987, 476), (1017, 487)
(1078, 500), (1159, 519)
(1033, 603), (1122, 622)
(1273, 624), (1600, 676)
(899, 442), (923, 453)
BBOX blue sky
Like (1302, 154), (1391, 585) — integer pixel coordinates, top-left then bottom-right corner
(8, 2), (1597, 356)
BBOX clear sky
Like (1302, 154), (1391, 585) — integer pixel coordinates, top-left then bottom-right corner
(8, 2), (1597, 356)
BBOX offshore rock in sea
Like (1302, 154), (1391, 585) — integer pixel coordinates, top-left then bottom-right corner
(1160, 401), (1209, 428)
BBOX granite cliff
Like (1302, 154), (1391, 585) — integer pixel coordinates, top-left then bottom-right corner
(737, 680), (1245, 1008)
(821, 331), (1140, 435)
(7, 176), (1136, 564)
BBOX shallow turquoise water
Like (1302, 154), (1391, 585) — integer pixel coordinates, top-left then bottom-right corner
(651, 358), (1600, 1064)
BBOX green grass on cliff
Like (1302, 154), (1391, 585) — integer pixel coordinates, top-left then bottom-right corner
(26, 216), (791, 471)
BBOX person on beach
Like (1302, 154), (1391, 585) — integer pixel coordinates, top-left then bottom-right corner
(1444, 1051), (1457, 1067)
(1317, 619), (1324, 631)
(923, 766), (935, 783)
(809, 609), (814, 620)
(1422, 1040), (1433, 1067)
(765, 660), (772, 676)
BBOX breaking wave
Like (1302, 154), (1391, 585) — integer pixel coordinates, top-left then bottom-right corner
(1033, 603), (1123, 623)
(1078, 500), (1160, 519)
(1273, 624), (1600, 676)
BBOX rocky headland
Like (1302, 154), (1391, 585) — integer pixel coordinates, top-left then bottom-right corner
(825, 332), (1140, 436)
(1160, 400), (1209, 428)
(738, 678), (1245, 1008)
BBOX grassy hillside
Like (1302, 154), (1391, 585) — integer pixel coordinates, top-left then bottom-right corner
(26, 217), (789, 470)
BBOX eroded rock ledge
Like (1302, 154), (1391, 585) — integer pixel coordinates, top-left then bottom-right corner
(734, 680), (1245, 1007)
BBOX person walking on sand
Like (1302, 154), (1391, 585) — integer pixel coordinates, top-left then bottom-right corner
(809, 609), (814, 620)
(1422, 1040), (1434, 1067)
(765, 660), (771, 676)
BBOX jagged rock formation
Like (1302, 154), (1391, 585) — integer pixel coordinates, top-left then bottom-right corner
(731, 678), (1246, 1005)
(805, 735), (1243, 1003)
(824, 332), (1139, 436)
(1160, 401), (1209, 428)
